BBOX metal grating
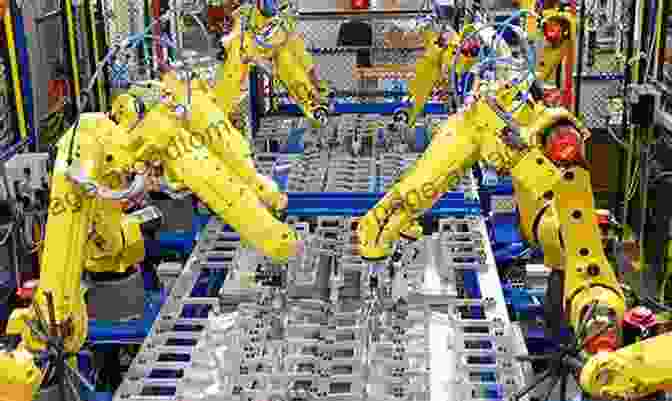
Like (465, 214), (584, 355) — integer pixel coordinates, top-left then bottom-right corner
(575, 0), (631, 128)
(104, 0), (142, 85)
(113, 213), (531, 401)
(273, 13), (433, 105)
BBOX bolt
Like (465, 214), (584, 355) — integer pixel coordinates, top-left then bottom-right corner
(587, 264), (600, 276)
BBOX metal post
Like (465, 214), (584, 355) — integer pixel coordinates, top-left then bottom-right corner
(172, 0), (184, 50)
(152, 0), (165, 73)
(619, 0), (639, 229)
(62, 0), (82, 111)
(637, 0), (650, 289)
(639, 125), (654, 297)
(655, 0), (669, 80)
(141, 0), (153, 79)
(249, 66), (260, 139)
(84, 0), (110, 111)
(639, 0), (667, 298)
(573, 0), (585, 114)
(1, 0), (34, 145)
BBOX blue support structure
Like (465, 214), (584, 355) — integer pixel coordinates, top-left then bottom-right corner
(11, 5), (35, 144)
(283, 192), (480, 216)
(249, 67), (261, 137)
(415, 126), (431, 152)
(87, 291), (165, 344)
(87, 214), (209, 344)
(285, 127), (306, 153)
(156, 213), (210, 256)
(0, 0), (37, 161)
(275, 102), (449, 116)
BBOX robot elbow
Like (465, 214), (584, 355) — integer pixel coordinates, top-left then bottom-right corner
(543, 124), (588, 168)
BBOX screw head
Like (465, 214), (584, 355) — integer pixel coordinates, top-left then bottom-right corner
(587, 264), (600, 276)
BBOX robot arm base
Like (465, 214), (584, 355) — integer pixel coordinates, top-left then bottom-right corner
(580, 333), (672, 400)
(0, 348), (42, 401)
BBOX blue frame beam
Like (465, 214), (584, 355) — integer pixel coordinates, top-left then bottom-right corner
(1, 0), (36, 161)
(275, 102), (449, 116)
(284, 192), (480, 216)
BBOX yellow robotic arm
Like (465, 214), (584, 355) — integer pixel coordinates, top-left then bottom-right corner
(158, 72), (287, 212)
(0, 113), (145, 399)
(214, 3), (328, 127)
(121, 94), (303, 262)
(0, 86), (303, 398)
(398, 23), (511, 127)
(358, 79), (672, 399)
(531, 4), (577, 109)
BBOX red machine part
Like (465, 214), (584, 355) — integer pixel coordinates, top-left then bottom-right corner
(352, 0), (369, 9)
(543, 20), (564, 44)
(544, 125), (586, 166)
(595, 209), (610, 226)
(584, 328), (619, 353)
(543, 88), (563, 106)
(461, 38), (481, 57)
(16, 280), (38, 300)
(624, 306), (657, 330)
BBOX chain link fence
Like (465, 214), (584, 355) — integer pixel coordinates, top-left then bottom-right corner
(575, 0), (631, 128)
(103, 0), (149, 87)
(270, 8), (433, 106)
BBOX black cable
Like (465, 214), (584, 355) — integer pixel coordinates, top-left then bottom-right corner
(65, 95), (89, 167)
(642, 295), (672, 312)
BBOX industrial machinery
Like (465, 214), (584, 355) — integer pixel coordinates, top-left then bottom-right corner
(529, 1), (577, 109)
(392, 11), (513, 128)
(214, 0), (329, 128)
(0, 66), (305, 399)
(396, 0), (577, 129)
(356, 24), (672, 400)
(4, 0), (672, 400)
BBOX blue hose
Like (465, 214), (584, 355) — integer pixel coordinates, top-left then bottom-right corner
(451, 21), (536, 110)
